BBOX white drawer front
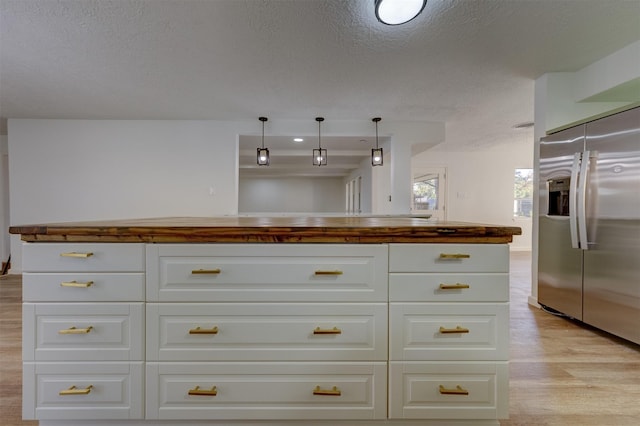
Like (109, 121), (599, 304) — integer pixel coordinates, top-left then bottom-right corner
(147, 303), (387, 361)
(147, 244), (388, 302)
(389, 361), (509, 419)
(22, 273), (144, 302)
(22, 361), (144, 420)
(146, 362), (387, 420)
(23, 243), (145, 272)
(23, 303), (144, 361)
(389, 244), (508, 273)
(390, 303), (509, 361)
(389, 273), (509, 302)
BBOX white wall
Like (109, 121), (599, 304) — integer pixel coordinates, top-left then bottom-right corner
(239, 177), (344, 213)
(412, 139), (534, 251)
(344, 155), (374, 214)
(8, 119), (239, 271)
(0, 135), (9, 267)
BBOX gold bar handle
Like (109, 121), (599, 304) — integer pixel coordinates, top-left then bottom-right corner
(192, 269), (221, 275)
(189, 326), (219, 335)
(439, 253), (471, 259)
(439, 283), (470, 290)
(439, 326), (469, 334)
(314, 270), (343, 275)
(439, 385), (469, 395)
(61, 280), (94, 288)
(59, 385), (93, 395)
(59, 326), (93, 334)
(188, 386), (218, 396)
(60, 252), (94, 258)
(313, 326), (342, 335)
(313, 386), (341, 396)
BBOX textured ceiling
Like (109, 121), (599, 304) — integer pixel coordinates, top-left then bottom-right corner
(1, 0), (639, 175)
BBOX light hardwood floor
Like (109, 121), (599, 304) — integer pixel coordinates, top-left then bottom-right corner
(0, 251), (638, 425)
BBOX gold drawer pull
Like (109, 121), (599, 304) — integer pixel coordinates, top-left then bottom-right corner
(313, 386), (341, 396)
(60, 252), (93, 258)
(439, 253), (471, 259)
(59, 385), (93, 395)
(188, 386), (218, 396)
(192, 268), (221, 275)
(59, 326), (93, 334)
(189, 326), (219, 335)
(313, 326), (342, 335)
(314, 270), (343, 275)
(439, 385), (469, 395)
(61, 280), (94, 288)
(439, 326), (469, 334)
(439, 283), (470, 290)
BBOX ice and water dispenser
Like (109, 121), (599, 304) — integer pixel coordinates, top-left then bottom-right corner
(548, 178), (570, 216)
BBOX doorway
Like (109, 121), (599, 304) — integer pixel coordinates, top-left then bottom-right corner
(412, 167), (447, 220)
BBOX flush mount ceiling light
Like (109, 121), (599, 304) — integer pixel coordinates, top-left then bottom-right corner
(374, 0), (427, 25)
(312, 117), (327, 166)
(371, 117), (383, 166)
(256, 116), (270, 166)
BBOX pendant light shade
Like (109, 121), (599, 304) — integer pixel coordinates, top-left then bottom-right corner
(256, 116), (269, 166)
(374, 0), (427, 26)
(371, 117), (383, 166)
(313, 117), (327, 166)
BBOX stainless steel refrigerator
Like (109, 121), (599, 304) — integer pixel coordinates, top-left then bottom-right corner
(538, 106), (640, 345)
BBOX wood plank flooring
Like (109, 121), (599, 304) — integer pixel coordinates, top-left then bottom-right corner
(0, 251), (638, 425)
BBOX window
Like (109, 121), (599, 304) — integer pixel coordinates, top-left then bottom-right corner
(411, 167), (446, 220)
(413, 175), (438, 211)
(514, 168), (533, 217)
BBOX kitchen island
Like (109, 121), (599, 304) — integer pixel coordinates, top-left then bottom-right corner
(11, 217), (521, 426)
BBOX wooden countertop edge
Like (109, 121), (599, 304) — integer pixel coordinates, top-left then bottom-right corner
(10, 223), (522, 244)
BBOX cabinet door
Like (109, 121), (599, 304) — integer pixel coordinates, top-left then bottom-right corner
(22, 243), (145, 272)
(389, 273), (508, 302)
(147, 303), (387, 361)
(389, 244), (508, 273)
(23, 362), (143, 420)
(146, 362), (387, 420)
(147, 244), (388, 302)
(23, 273), (144, 302)
(389, 361), (508, 419)
(390, 303), (509, 361)
(23, 303), (144, 361)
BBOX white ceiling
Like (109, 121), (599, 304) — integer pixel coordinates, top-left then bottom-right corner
(1, 0), (639, 177)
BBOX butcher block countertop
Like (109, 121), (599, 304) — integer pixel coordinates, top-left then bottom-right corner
(9, 216), (522, 244)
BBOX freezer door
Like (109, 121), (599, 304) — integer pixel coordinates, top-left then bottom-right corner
(583, 107), (640, 344)
(538, 125), (585, 320)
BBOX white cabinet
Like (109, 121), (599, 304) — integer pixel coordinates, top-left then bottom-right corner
(146, 362), (387, 420)
(145, 244), (389, 421)
(147, 302), (388, 361)
(388, 243), (509, 420)
(21, 240), (510, 426)
(21, 243), (145, 420)
(146, 244), (388, 302)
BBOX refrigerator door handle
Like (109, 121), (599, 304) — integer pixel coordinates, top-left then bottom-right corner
(577, 150), (591, 250)
(569, 152), (581, 249)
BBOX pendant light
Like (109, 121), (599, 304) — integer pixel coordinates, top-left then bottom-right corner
(256, 116), (269, 166)
(371, 117), (383, 166)
(312, 117), (327, 166)
(374, 0), (427, 26)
